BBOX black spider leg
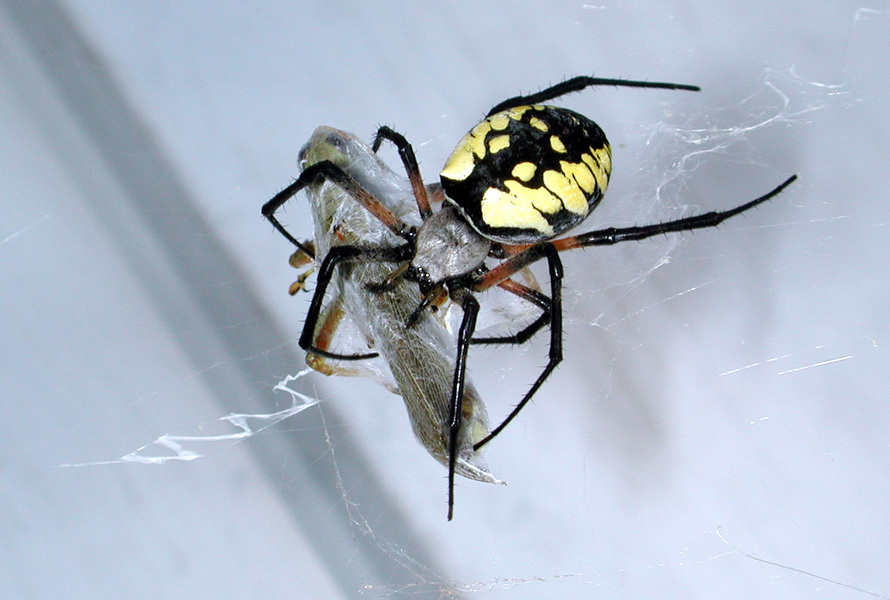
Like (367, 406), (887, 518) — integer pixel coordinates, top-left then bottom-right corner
(299, 244), (414, 360)
(263, 160), (415, 360)
(262, 179), (317, 258)
(262, 160), (414, 252)
(487, 75), (701, 116)
(556, 175), (799, 251)
(470, 279), (552, 346)
(472, 174), (797, 448)
(446, 289), (480, 521)
(371, 126), (434, 220)
(471, 245), (564, 451)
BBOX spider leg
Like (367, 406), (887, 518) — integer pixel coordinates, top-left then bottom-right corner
(470, 244), (563, 450)
(553, 175), (798, 251)
(470, 278), (552, 345)
(467, 175), (797, 448)
(372, 126), (433, 219)
(425, 181), (446, 205)
(446, 290), (480, 521)
(487, 75), (700, 116)
(262, 160), (414, 250)
(300, 243), (412, 360)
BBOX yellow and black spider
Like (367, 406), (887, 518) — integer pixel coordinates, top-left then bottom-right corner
(263, 76), (797, 520)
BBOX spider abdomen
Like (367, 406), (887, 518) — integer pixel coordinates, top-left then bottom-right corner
(440, 105), (611, 244)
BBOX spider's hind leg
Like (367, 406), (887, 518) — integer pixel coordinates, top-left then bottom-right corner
(470, 278), (552, 346)
(486, 75), (700, 116)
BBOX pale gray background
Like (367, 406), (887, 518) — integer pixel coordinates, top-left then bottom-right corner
(2, 1), (888, 599)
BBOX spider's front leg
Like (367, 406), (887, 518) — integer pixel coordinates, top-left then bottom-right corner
(262, 160), (413, 251)
(263, 155), (421, 361)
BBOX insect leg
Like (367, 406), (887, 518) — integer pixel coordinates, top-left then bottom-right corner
(288, 242), (316, 295)
(304, 294), (374, 373)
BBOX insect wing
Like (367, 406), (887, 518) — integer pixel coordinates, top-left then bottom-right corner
(299, 127), (500, 483)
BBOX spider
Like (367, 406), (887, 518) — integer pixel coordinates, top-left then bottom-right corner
(281, 127), (502, 499)
(263, 75), (797, 519)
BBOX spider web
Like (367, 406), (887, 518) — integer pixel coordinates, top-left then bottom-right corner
(58, 67), (879, 600)
(46, 66), (881, 600)
(306, 69), (866, 598)
(564, 66), (846, 322)
(16, 1), (887, 596)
